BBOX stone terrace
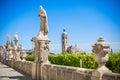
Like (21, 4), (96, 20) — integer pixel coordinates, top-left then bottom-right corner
(0, 62), (32, 80)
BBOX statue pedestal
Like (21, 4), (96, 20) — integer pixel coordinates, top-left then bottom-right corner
(33, 35), (50, 80)
(34, 36), (50, 63)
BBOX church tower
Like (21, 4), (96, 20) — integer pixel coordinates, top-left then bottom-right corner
(62, 28), (68, 53)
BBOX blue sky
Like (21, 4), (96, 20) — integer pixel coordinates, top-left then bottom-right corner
(0, 0), (120, 53)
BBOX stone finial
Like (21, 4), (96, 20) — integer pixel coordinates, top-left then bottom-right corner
(92, 37), (110, 57)
(92, 37), (110, 68)
(91, 37), (112, 80)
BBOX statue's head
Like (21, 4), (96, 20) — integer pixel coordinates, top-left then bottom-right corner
(14, 32), (18, 42)
(39, 6), (43, 11)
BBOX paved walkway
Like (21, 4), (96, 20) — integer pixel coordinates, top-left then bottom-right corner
(0, 62), (32, 80)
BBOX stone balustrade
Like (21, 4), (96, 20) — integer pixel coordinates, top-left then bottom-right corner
(41, 63), (120, 80)
(6, 60), (120, 80)
(6, 60), (33, 76)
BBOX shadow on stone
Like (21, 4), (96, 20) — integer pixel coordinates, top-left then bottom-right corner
(11, 68), (33, 80)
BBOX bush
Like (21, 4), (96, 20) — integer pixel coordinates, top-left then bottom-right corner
(25, 54), (35, 61)
(48, 53), (98, 69)
(49, 52), (120, 73)
(106, 52), (120, 73)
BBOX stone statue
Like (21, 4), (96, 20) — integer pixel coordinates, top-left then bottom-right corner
(38, 6), (48, 39)
(6, 35), (13, 60)
(33, 6), (50, 80)
(12, 33), (21, 61)
(34, 6), (50, 64)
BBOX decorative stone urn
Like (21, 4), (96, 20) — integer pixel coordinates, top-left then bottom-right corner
(91, 37), (112, 80)
(92, 37), (112, 72)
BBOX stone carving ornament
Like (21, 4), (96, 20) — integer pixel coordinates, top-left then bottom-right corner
(92, 37), (112, 73)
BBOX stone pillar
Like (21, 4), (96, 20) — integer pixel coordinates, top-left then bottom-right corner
(62, 28), (68, 53)
(91, 37), (112, 80)
(34, 38), (50, 63)
(34, 38), (50, 80)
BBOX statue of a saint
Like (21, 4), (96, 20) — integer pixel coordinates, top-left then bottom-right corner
(34, 6), (50, 63)
(39, 6), (48, 36)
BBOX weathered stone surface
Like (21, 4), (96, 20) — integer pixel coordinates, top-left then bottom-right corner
(37, 6), (49, 40)
(32, 6), (50, 80)
(92, 37), (111, 71)
(6, 35), (13, 60)
(6, 57), (120, 80)
(12, 33), (21, 61)
(91, 37), (112, 80)
(103, 73), (120, 80)
(34, 6), (50, 64)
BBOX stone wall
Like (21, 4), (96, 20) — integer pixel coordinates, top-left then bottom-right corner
(6, 60), (33, 76)
(6, 60), (120, 80)
(41, 63), (93, 80)
(41, 63), (120, 80)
